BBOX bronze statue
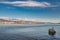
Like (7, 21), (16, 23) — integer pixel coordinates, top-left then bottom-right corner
(48, 27), (56, 36)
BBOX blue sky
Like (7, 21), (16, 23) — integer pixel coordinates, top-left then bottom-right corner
(0, 0), (60, 23)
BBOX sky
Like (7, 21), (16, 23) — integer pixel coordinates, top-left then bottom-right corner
(0, 0), (60, 23)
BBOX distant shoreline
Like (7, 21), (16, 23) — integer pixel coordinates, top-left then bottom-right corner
(0, 23), (59, 25)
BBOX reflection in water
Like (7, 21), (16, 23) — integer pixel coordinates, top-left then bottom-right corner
(0, 24), (60, 40)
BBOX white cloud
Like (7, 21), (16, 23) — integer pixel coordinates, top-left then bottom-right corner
(0, 17), (11, 20)
(37, 19), (60, 23)
(16, 18), (37, 21)
(0, 17), (60, 23)
(0, 17), (37, 21)
(16, 18), (60, 23)
(0, 1), (52, 7)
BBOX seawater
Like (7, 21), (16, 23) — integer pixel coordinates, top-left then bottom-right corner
(0, 24), (60, 40)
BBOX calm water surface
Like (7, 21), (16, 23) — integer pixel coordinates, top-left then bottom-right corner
(0, 24), (60, 40)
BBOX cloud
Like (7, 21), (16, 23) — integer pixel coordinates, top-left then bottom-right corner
(0, 17), (37, 21)
(0, 16), (60, 23)
(37, 19), (60, 23)
(0, 16), (11, 20)
(16, 18), (37, 21)
(16, 18), (60, 23)
(0, 1), (53, 7)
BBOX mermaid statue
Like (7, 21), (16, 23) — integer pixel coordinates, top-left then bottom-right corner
(48, 27), (56, 36)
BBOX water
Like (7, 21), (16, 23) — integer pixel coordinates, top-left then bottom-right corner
(0, 24), (60, 40)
